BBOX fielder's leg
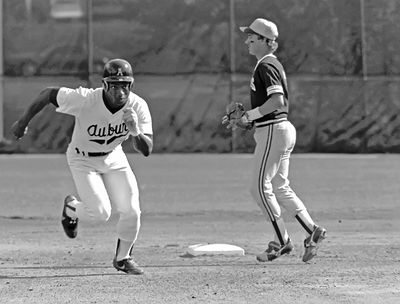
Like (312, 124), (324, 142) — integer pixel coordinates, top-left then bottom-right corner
(271, 144), (316, 234)
(271, 121), (327, 262)
(250, 125), (292, 261)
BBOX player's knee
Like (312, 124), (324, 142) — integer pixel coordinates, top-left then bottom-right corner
(120, 205), (141, 220)
(118, 209), (141, 234)
(90, 206), (111, 222)
(250, 181), (273, 201)
(128, 208), (141, 221)
(274, 184), (294, 196)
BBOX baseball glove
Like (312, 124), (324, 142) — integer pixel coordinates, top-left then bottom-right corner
(221, 102), (253, 130)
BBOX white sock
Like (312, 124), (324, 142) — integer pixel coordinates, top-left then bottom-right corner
(116, 239), (134, 261)
(65, 198), (79, 220)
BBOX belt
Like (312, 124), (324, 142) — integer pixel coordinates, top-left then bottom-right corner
(75, 147), (112, 157)
(255, 117), (287, 128)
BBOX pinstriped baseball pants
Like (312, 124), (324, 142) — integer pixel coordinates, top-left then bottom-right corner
(250, 120), (315, 245)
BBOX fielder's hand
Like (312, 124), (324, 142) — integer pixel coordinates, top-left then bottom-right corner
(123, 108), (141, 136)
(222, 102), (253, 131)
(11, 120), (28, 139)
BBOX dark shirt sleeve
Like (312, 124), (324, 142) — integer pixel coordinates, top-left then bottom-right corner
(48, 87), (61, 107)
(259, 63), (284, 96)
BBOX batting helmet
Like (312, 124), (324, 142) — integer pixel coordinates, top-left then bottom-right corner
(102, 58), (134, 83)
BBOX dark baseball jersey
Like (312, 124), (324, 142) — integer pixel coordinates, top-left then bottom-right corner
(250, 54), (288, 125)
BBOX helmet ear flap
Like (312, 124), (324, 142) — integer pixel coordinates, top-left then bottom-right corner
(102, 80), (109, 91)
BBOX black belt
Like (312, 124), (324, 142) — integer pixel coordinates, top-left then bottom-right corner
(87, 151), (111, 157)
(75, 148), (112, 157)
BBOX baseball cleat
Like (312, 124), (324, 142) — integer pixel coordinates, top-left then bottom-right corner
(61, 195), (78, 239)
(256, 238), (294, 262)
(113, 257), (144, 275)
(302, 225), (327, 262)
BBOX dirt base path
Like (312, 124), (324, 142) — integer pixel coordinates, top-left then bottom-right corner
(1, 154), (399, 303)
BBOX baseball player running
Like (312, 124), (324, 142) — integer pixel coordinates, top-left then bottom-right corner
(235, 18), (327, 262)
(11, 58), (153, 274)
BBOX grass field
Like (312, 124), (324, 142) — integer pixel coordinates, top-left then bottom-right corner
(0, 153), (399, 303)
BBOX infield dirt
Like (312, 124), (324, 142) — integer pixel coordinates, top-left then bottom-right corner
(1, 153), (399, 303)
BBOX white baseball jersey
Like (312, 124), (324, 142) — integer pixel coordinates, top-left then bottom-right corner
(56, 86), (153, 153)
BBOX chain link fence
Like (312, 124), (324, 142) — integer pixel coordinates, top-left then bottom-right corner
(1, 0), (400, 153)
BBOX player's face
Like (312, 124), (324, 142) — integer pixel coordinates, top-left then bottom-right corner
(245, 34), (266, 57)
(105, 82), (132, 107)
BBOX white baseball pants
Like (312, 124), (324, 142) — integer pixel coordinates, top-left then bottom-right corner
(250, 120), (315, 245)
(66, 146), (141, 242)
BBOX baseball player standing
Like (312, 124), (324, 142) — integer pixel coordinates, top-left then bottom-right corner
(11, 58), (153, 274)
(237, 18), (326, 262)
